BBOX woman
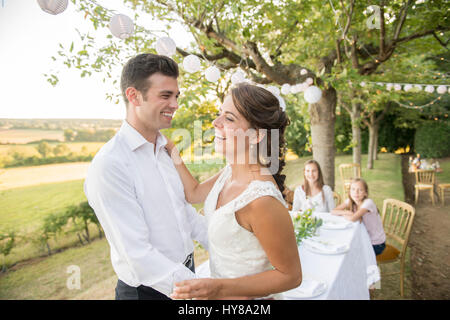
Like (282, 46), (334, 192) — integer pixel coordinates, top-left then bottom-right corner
(166, 84), (301, 300)
(292, 160), (335, 213)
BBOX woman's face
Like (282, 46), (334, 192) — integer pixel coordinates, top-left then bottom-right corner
(212, 95), (253, 162)
(304, 163), (319, 185)
(350, 181), (367, 203)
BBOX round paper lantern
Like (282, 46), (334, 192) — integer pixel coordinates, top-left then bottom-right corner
(109, 14), (134, 39)
(183, 55), (201, 73)
(414, 84), (422, 91)
(300, 69), (308, 75)
(37, 0), (68, 15)
(394, 84), (402, 91)
(403, 84), (413, 92)
(448, 87), (450, 94)
(205, 66), (221, 82)
(290, 84), (300, 94)
(360, 81), (366, 87)
(304, 86), (322, 103)
(376, 82), (383, 86)
(267, 85), (280, 96)
(155, 37), (177, 56)
(231, 70), (245, 85)
(276, 95), (286, 111)
(437, 85), (447, 94)
(425, 85), (435, 93)
(386, 83), (393, 91)
(281, 84), (291, 95)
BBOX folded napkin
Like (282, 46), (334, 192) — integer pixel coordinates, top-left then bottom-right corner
(285, 279), (327, 298)
(303, 238), (349, 253)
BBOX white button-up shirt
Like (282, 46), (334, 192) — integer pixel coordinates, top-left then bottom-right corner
(84, 121), (208, 297)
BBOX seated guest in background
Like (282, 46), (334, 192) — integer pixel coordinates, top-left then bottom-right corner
(331, 178), (386, 256)
(292, 160), (335, 213)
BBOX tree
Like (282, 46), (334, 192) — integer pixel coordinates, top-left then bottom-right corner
(53, 143), (70, 156)
(64, 129), (76, 142)
(36, 141), (52, 158)
(51, 0), (449, 188)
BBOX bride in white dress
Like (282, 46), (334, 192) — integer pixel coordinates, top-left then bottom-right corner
(167, 84), (302, 300)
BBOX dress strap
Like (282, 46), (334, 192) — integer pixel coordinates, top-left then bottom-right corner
(232, 180), (288, 213)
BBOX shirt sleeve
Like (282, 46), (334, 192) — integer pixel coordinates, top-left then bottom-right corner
(361, 198), (377, 215)
(185, 203), (209, 251)
(84, 156), (194, 297)
(324, 185), (335, 212)
(292, 186), (303, 211)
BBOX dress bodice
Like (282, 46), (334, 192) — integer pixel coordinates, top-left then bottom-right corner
(203, 165), (287, 299)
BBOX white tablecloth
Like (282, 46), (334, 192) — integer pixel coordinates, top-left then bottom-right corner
(195, 212), (380, 300)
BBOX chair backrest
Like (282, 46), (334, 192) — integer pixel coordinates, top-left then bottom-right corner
(414, 169), (435, 185)
(339, 163), (361, 182)
(381, 199), (415, 257)
(333, 191), (342, 206)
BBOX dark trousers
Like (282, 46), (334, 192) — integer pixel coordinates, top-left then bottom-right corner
(115, 253), (195, 300)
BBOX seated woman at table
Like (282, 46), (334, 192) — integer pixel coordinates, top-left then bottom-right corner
(331, 178), (386, 256)
(291, 160), (335, 213)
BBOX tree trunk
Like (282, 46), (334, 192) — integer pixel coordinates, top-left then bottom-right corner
(351, 102), (362, 166)
(374, 126), (379, 160)
(309, 86), (337, 190)
(367, 125), (375, 169)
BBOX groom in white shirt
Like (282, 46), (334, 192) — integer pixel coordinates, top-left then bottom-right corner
(84, 53), (208, 300)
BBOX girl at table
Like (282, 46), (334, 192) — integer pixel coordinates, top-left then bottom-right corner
(292, 160), (335, 213)
(331, 178), (386, 256)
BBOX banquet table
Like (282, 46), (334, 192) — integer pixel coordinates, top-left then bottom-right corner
(195, 212), (380, 300)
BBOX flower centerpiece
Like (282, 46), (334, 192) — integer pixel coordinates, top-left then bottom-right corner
(292, 208), (323, 245)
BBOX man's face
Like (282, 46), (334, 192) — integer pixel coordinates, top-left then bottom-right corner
(134, 73), (180, 132)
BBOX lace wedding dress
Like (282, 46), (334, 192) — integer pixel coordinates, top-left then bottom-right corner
(203, 165), (288, 300)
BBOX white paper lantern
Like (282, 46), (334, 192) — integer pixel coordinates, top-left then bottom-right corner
(425, 85), (435, 93)
(414, 84), (422, 91)
(300, 69), (308, 75)
(231, 70), (245, 85)
(267, 85), (280, 96)
(155, 37), (177, 57)
(448, 87), (450, 94)
(183, 55), (201, 73)
(304, 86), (322, 103)
(109, 14), (134, 39)
(37, 0), (68, 15)
(305, 77), (313, 86)
(386, 83), (393, 91)
(290, 84), (300, 94)
(403, 84), (413, 92)
(360, 81), (366, 87)
(437, 85), (447, 94)
(376, 82), (383, 86)
(276, 95), (286, 111)
(394, 84), (402, 91)
(205, 66), (221, 82)
(281, 84), (291, 95)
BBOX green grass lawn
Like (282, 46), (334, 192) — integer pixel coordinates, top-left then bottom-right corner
(0, 153), (432, 299)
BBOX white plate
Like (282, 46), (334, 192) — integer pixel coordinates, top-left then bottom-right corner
(302, 239), (350, 255)
(283, 279), (327, 299)
(320, 219), (353, 230)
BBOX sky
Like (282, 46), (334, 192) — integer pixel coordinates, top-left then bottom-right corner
(0, 0), (193, 119)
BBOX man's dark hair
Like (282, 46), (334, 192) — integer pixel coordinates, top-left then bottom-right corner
(120, 53), (179, 105)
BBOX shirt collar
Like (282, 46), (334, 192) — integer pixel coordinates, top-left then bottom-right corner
(120, 120), (167, 152)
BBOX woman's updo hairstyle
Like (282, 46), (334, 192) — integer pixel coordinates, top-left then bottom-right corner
(230, 83), (290, 198)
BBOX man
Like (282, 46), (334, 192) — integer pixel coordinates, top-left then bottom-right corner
(84, 53), (208, 300)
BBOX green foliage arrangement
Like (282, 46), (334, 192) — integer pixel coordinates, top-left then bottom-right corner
(292, 209), (323, 245)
